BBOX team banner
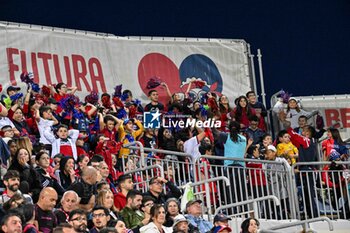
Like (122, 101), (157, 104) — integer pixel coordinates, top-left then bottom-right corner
(0, 22), (252, 104)
(295, 95), (350, 141)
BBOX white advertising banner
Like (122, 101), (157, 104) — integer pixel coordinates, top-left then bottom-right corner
(0, 22), (252, 105)
(295, 95), (350, 141)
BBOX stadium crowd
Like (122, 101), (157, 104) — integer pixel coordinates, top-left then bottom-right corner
(0, 74), (349, 233)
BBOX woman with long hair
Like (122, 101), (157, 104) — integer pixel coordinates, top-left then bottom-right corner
(54, 157), (76, 190)
(35, 151), (65, 195)
(322, 127), (348, 161)
(139, 204), (172, 233)
(75, 154), (90, 177)
(241, 217), (259, 233)
(230, 96), (255, 130)
(8, 148), (42, 203)
(96, 189), (118, 220)
(8, 106), (32, 137)
(218, 95), (232, 132)
(215, 121), (252, 212)
(7, 139), (17, 164)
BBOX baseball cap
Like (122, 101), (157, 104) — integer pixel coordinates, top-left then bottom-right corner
(213, 225), (232, 233)
(267, 145), (277, 152)
(7, 86), (21, 94)
(172, 214), (188, 228)
(214, 213), (231, 223)
(288, 97), (298, 102)
(186, 199), (202, 209)
(48, 98), (58, 104)
(123, 118), (131, 125)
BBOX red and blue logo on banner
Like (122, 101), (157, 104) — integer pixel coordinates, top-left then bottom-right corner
(138, 53), (223, 103)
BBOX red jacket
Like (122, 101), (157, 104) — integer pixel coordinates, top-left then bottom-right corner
(114, 192), (126, 211)
(246, 160), (267, 186)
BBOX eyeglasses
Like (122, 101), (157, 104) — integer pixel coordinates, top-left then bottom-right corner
(71, 217), (87, 222)
(144, 203), (154, 207)
(92, 213), (106, 218)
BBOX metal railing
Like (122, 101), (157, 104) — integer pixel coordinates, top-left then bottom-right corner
(184, 176), (230, 221)
(123, 141), (146, 167)
(291, 161), (350, 220)
(195, 155), (294, 220)
(120, 141), (350, 223)
(215, 195), (280, 219)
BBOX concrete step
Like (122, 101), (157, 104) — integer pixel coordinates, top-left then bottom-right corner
(228, 218), (350, 232)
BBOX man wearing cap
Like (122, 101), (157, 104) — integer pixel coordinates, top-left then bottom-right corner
(143, 176), (182, 205)
(118, 117), (144, 160)
(173, 214), (190, 233)
(185, 200), (213, 233)
(265, 145), (290, 219)
(206, 214), (231, 233)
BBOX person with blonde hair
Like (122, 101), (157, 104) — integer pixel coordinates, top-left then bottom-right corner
(96, 189), (118, 220)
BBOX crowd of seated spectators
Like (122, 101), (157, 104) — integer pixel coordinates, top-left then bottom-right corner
(0, 76), (349, 233)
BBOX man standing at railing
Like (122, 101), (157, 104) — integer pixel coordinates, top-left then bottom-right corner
(282, 115), (320, 219)
(265, 145), (290, 219)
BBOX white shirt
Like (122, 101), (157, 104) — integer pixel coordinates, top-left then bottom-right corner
(38, 117), (54, 144)
(184, 136), (200, 161)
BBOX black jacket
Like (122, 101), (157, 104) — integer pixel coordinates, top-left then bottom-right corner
(143, 180), (182, 204)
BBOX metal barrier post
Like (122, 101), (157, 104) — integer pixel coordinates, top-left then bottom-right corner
(183, 176), (230, 222)
(123, 141), (145, 167)
(202, 162), (212, 219)
(123, 164), (164, 179)
(214, 195), (280, 215)
(292, 161), (350, 220)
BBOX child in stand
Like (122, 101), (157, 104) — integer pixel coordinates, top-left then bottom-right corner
(36, 106), (59, 153)
(276, 130), (298, 165)
(98, 113), (122, 141)
(118, 118), (144, 166)
(1, 125), (15, 144)
(44, 124), (79, 161)
(95, 135), (122, 182)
